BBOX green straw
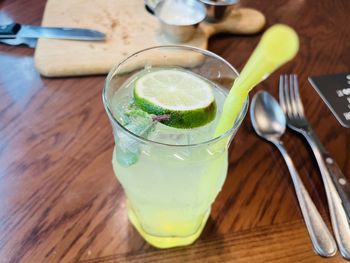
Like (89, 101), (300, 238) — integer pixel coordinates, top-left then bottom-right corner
(214, 24), (299, 137)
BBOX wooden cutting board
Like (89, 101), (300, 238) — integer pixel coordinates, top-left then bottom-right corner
(34, 0), (265, 77)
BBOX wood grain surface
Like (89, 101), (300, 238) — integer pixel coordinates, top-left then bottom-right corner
(0, 0), (349, 262)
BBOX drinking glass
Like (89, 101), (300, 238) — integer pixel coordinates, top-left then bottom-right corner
(103, 45), (248, 248)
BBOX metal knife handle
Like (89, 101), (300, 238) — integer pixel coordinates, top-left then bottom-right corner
(323, 153), (350, 221)
(0, 23), (21, 37)
(305, 128), (350, 220)
(274, 141), (337, 257)
(303, 129), (350, 259)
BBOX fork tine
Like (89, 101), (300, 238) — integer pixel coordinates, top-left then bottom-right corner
(293, 74), (305, 117)
(283, 74), (293, 119)
(279, 75), (287, 113)
(289, 74), (299, 118)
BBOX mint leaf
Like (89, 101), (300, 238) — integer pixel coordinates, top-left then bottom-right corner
(124, 104), (155, 137)
(115, 104), (156, 167)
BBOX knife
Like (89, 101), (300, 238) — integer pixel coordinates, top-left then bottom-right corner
(0, 37), (37, 48)
(0, 23), (105, 41)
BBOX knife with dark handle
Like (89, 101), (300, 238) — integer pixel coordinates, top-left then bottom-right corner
(0, 23), (105, 41)
(302, 127), (350, 222)
(0, 23), (21, 37)
(323, 152), (350, 222)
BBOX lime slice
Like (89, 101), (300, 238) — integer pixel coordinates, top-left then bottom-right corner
(134, 68), (216, 128)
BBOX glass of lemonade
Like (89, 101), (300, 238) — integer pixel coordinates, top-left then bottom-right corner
(102, 46), (248, 248)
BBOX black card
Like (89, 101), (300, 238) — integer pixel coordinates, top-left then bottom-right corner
(309, 72), (350, 128)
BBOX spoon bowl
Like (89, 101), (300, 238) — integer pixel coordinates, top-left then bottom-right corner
(250, 91), (286, 141)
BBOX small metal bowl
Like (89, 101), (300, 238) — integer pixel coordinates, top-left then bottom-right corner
(154, 0), (206, 43)
(200, 0), (239, 23)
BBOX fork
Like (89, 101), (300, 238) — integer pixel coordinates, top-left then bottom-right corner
(279, 74), (350, 259)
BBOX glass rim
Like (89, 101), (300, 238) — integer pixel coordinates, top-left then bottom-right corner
(102, 45), (248, 148)
(199, 0), (238, 6)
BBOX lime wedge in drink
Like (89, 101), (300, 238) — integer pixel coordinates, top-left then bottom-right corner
(134, 68), (217, 129)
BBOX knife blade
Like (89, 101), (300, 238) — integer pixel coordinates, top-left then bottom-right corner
(0, 23), (105, 41)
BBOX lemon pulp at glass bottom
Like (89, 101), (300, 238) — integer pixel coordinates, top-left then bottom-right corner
(112, 145), (229, 249)
(127, 201), (210, 248)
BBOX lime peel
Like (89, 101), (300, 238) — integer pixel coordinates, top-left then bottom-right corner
(134, 68), (217, 129)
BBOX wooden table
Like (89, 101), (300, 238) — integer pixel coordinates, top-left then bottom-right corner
(0, 0), (349, 262)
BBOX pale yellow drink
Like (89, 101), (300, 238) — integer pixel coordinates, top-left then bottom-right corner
(108, 68), (246, 248)
(104, 47), (248, 248)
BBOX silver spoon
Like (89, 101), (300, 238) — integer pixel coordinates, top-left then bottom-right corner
(250, 91), (337, 257)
